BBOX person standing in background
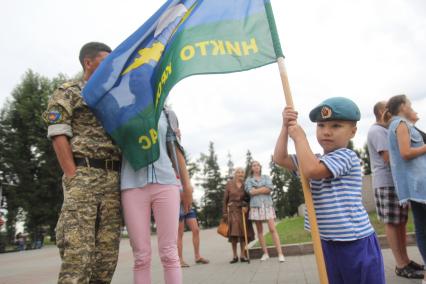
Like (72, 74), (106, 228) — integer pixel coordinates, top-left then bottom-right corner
(245, 161), (285, 262)
(223, 167), (254, 263)
(367, 101), (423, 279)
(386, 95), (426, 284)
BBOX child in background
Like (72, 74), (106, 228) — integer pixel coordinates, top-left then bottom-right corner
(274, 97), (385, 284)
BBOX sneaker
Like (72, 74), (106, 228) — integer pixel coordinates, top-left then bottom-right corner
(395, 265), (424, 279)
(260, 253), (269, 261)
(278, 254), (286, 262)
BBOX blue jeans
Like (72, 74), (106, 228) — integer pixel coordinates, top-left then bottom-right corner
(411, 201), (426, 263)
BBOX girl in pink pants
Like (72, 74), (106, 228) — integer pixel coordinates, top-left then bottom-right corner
(120, 111), (192, 284)
(122, 184), (181, 283)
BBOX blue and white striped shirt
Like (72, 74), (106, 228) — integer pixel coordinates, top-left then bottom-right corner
(292, 148), (374, 241)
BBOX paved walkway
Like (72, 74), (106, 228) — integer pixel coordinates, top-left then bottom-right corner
(0, 227), (424, 283)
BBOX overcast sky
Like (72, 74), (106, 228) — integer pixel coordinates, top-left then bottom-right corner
(1, 0), (426, 200)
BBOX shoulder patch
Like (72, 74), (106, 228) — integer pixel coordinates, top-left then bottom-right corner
(43, 107), (65, 124)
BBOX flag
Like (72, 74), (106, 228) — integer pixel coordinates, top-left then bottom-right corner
(83, 0), (283, 170)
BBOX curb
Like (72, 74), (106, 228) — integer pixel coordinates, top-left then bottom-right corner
(248, 233), (417, 259)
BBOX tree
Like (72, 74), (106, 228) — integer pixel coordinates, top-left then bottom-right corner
(360, 143), (371, 175)
(0, 70), (66, 244)
(198, 142), (224, 228)
(269, 156), (287, 218)
(244, 150), (253, 178)
(348, 140), (371, 176)
(225, 151), (234, 181)
(185, 155), (200, 179)
(0, 105), (21, 243)
(347, 140), (356, 152)
(285, 172), (304, 216)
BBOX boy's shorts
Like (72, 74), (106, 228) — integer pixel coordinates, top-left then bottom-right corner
(321, 234), (385, 284)
(179, 207), (197, 222)
(374, 186), (408, 224)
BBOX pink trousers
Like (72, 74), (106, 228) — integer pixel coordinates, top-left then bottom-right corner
(122, 184), (181, 284)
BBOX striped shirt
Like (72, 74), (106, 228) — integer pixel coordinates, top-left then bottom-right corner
(292, 148), (374, 241)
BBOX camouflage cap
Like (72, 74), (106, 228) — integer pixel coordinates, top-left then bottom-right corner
(309, 97), (360, 122)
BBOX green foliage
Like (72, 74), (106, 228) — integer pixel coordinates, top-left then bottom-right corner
(0, 70), (66, 244)
(244, 150), (253, 178)
(361, 143), (372, 175)
(348, 140), (372, 175)
(185, 155), (200, 179)
(347, 139), (355, 151)
(225, 152), (234, 181)
(285, 174), (304, 216)
(269, 157), (304, 218)
(269, 156), (287, 218)
(257, 211), (415, 246)
(198, 142), (224, 228)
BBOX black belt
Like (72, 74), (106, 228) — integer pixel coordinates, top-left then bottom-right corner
(74, 158), (121, 172)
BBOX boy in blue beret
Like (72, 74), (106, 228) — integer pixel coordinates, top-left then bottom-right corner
(274, 97), (385, 284)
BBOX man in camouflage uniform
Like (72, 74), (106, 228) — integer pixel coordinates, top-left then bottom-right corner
(44, 42), (121, 284)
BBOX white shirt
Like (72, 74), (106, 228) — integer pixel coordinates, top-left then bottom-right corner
(120, 112), (180, 190)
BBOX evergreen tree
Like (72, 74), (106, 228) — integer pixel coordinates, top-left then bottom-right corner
(0, 105), (21, 243)
(185, 155), (200, 179)
(360, 143), (371, 175)
(225, 151), (234, 181)
(269, 156), (287, 218)
(0, 70), (66, 244)
(348, 140), (371, 176)
(347, 140), (356, 152)
(285, 172), (304, 216)
(244, 150), (253, 178)
(198, 142), (224, 227)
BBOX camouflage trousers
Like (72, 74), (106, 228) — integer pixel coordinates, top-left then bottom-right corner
(56, 166), (121, 284)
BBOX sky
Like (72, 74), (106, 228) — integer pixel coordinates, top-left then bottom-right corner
(1, 0), (426, 200)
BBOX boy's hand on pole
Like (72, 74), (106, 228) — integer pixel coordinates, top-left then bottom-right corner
(282, 106), (298, 128)
(288, 120), (306, 141)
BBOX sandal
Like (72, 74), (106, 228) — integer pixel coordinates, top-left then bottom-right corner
(180, 261), (190, 268)
(395, 265), (424, 279)
(229, 257), (238, 264)
(195, 257), (210, 264)
(240, 257), (249, 262)
(409, 260), (425, 271)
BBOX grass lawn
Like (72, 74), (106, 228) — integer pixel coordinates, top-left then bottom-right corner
(256, 211), (414, 247)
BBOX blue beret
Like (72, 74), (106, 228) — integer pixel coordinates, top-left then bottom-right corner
(309, 97), (360, 122)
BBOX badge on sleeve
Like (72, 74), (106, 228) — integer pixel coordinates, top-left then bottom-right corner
(45, 108), (63, 124)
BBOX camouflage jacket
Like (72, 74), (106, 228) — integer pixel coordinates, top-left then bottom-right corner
(43, 80), (120, 160)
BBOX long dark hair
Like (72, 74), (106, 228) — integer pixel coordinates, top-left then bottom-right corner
(383, 94), (408, 123)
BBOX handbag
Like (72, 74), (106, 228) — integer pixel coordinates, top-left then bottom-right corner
(217, 219), (228, 238)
